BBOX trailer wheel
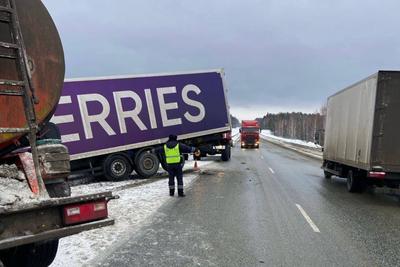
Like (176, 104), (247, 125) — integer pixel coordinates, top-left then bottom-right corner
(103, 154), (132, 181)
(324, 171), (332, 179)
(221, 145), (231, 161)
(0, 240), (59, 267)
(347, 170), (363, 193)
(135, 151), (160, 178)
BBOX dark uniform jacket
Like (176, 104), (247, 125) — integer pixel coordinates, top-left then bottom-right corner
(155, 140), (195, 165)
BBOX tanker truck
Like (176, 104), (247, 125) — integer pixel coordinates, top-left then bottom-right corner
(0, 1), (114, 266)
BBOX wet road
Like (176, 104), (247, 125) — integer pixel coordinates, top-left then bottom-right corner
(98, 140), (400, 266)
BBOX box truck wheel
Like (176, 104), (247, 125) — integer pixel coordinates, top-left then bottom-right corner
(324, 171), (332, 179)
(347, 170), (363, 193)
(221, 145), (231, 161)
(0, 240), (59, 267)
(135, 151), (160, 178)
(103, 154), (132, 181)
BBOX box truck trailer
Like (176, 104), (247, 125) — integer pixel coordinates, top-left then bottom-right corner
(51, 69), (232, 181)
(323, 71), (400, 192)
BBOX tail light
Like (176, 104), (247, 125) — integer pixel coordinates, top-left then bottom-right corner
(63, 200), (108, 225)
(368, 171), (386, 179)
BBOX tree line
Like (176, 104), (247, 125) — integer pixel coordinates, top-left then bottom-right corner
(256, 111), (325, 143)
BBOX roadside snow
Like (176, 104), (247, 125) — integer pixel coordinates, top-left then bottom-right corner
(231, 127), (240, 137)
(231, 127), (240, 144)
(0, 164), (36, 209)
(51, 159), (212, 267)
(260, 130), (321, 149)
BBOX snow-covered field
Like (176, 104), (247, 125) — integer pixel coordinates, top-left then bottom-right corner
(260, 129), (321, 149)
(51, 159), (212, 267)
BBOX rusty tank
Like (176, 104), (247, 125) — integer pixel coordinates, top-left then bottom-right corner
(0, 0), (65, 149)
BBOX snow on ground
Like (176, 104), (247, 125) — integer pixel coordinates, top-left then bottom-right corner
(260, 129), (322, 149)
(231, 127), (240, 144)
(51, 159), (212, 267)
(231, 127), (240, 137)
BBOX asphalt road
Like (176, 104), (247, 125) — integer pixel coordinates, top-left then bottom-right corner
(97, 140), (400, 266)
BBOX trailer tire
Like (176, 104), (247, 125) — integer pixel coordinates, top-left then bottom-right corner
(0, 240), (59, 267)
(103, 154), (132, 181)
(324, 171), (332, 179)
(135, 151), (160, 178)
(221, 145), (231, 161)
(347, 170), (363, 193)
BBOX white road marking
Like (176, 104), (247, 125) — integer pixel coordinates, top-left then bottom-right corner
(295, 204), (320, 233)
(268, 167), (275, 174)
(261, 155), (264, 159)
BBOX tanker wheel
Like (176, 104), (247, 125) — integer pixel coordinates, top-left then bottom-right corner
(0, 240), (59, 267)
(135, 150), (160, 178)
(46, 181), (71, 197)
(103, 154), (132, 181)
(221, 145), (231, 162)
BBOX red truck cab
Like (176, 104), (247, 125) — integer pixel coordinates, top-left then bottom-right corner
(240, 120), (261, 148)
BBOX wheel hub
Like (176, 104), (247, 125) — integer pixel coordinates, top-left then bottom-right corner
(143, 157), (154, 170)
(111, 160), (126, 175)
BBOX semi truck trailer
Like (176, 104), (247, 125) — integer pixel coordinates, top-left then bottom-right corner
(0, 1), (114, 266)
(323, 71), (400, 192)
(51, 70), (232, 181)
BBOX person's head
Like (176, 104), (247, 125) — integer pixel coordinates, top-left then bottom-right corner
(168, 134), (177, 141)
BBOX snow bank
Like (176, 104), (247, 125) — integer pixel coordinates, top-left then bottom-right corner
(260, 130), (322, 149)
(231, 127), (240, 137)
(51, 159), (212, 267)
(0, 164), (35, 208)
(231, 127), (240, 144)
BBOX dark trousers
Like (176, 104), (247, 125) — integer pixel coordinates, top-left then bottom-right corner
(167, 164), (183, 190)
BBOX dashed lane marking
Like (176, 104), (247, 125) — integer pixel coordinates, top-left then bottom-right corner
(268, 167), (275, 174)
(295, 204), (320, 233)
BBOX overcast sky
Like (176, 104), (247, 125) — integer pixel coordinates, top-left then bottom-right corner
(43, 0), (400, 120)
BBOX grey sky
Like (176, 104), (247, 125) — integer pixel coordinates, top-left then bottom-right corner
(43, 0), (400, 120)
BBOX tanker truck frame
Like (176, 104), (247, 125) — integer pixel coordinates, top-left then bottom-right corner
(323, 71), (400, 192)
(0, 1), (114, 265)
(51, 70), (232, 181)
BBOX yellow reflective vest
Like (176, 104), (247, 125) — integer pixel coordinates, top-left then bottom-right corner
(164, 144), (181, 164)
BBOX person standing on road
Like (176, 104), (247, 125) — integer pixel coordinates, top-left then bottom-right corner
(154, 134), (197, 197)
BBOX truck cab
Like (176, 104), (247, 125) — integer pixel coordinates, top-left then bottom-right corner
(240, 120), (260, 148)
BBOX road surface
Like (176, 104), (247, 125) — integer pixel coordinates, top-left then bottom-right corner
(97, 140), (400, 266)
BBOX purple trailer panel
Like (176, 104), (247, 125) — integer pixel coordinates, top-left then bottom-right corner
(51, 70), (231, 160)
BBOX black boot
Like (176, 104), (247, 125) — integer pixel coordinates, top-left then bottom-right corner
(169, 189), (175, 196)
(178, 189), (185, 197)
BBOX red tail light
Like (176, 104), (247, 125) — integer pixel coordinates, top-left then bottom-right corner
(63, 200), (108, 225)
(368, 171), (386, 179)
